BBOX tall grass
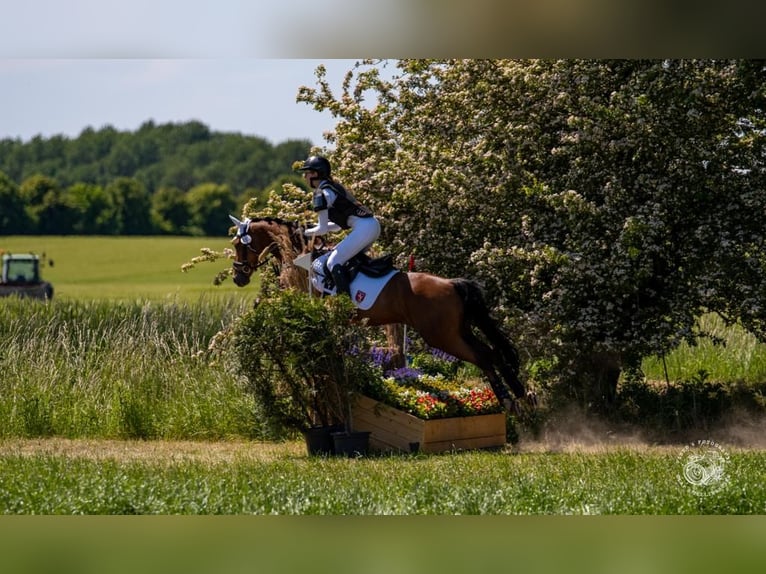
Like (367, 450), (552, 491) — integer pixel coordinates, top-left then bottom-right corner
(0, 296), (266, 440)
(642, 313), (766, 384)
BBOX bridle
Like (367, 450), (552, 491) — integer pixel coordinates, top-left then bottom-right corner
(232, 249), (277, 278)
(231, 227), (280, 279)
(229, 216), (310, 281)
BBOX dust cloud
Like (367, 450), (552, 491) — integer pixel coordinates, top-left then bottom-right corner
(513, 405), (766, 454)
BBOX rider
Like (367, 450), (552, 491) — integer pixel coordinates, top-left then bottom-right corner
(297, 155), (380, 296)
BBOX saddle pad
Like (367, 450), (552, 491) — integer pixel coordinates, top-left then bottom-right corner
(307, 252), (398, 310)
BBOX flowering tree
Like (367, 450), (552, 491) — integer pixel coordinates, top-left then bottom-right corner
(296, 59), (766, 409)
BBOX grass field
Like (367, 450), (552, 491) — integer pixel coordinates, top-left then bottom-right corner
(1, 235), (243, 301)
(0, 439), (764, 514)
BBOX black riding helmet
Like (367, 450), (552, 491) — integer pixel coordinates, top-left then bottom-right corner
(297, 155), (332, 179)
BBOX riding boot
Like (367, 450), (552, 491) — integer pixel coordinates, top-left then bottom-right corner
(330, 264), (351, 296)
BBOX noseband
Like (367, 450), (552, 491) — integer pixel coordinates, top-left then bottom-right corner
(232, 234), (279, 278)
(230, 217), (308, 279)
(232, 257), (273, 277)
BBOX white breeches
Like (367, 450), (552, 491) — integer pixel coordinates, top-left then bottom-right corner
(327, 216), (381, 269)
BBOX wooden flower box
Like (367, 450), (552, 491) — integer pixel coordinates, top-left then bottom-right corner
(350, 395), (507, 454)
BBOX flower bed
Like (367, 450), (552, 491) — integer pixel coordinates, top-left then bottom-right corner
(363, 370), (504, 419)
(351, 395), (506, 453)
(359, 346), (504, 420)
(352, 347), (507, 453)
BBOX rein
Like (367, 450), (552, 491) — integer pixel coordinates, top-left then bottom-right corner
(232, 244), (277, 276)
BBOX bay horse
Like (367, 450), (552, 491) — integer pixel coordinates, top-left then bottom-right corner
(228, 216), (530, 412)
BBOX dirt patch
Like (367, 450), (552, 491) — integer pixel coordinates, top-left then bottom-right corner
(0, 438), (307, 463)
(714, 409), (766, 448)
(3, 414), (764, 462)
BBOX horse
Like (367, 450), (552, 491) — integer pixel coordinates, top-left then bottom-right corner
(227, 216), (531, 412)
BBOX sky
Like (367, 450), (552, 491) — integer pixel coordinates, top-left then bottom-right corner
(0, 59), (366, 146)
(0, 0), (750, 148)
(0, 0), (400, 147)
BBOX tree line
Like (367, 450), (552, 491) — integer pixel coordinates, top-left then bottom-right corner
(0, 120), (310, 236)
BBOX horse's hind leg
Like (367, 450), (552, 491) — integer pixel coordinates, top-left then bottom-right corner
(450, 279), (526, 400)
(383, 323), (406, 370)
(458, 329), (517, 410)
(418, 324), (514, 408)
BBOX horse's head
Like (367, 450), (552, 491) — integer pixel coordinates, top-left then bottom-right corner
(228, 215), (306, 287)
(229, 215), (273, 287)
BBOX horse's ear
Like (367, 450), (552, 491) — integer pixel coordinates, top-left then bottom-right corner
(229, 214), (241, 226)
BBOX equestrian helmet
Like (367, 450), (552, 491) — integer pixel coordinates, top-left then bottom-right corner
(298, 155), (332, 178)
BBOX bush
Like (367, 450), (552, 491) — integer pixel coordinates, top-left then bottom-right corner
(232, 290), (379, 435)
(616, 371), (766, 435)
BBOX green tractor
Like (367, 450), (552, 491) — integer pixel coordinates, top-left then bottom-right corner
(0, 252), (54, 300)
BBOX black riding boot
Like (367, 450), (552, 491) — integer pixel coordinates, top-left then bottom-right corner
(330, 264), (351, 296)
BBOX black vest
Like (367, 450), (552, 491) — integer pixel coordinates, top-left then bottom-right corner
(312, 180), (373, 229)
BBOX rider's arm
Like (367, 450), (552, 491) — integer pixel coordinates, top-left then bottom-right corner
(305, 187), (342, 236)
(305, 209), (341, 236)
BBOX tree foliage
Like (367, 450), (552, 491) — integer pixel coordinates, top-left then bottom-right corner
(0, 171), (28, 233)
(0, 120), (312, 235)
(186, 183), (237, 237)
(295, 59), (766, 405)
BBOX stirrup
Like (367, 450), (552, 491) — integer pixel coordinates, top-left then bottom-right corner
(330, 264), (351, 295)
(322, 261), (335, 289)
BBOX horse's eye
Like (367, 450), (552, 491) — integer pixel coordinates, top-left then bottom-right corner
(240, 234), (252, 245)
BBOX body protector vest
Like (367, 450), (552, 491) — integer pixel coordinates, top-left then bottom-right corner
(312, 180), (373, 229)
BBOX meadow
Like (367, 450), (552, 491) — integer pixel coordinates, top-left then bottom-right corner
(0, 439), (764, 514)
(1, 235), (765, 517)
(1, 234), (241, 301)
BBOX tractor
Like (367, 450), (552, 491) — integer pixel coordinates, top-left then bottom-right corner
(0, 251), (54, 300)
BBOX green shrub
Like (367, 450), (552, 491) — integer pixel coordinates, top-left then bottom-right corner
(616, 369), (766, 435)
(232, 290), (379, 435)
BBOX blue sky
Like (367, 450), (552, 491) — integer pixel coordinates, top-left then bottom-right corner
(4, 1), (685, 146)
(0, 0), (397, 146)
(0, 59), (364, 146)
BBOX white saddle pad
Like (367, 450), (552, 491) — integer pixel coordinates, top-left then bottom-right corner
(295, 252), (398, 310)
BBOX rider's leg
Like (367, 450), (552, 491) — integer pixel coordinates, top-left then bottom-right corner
(326, 217), (380, 295)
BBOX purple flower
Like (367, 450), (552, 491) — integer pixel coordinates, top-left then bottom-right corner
(428, 347), (458, 363)
(368, 346), (394, 369)
(385, 366), (424, 382)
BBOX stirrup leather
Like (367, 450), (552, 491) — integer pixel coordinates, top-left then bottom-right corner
(330, 264), (351, 295)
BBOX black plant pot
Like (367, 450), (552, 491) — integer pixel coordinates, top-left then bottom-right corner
(304, 424), (345, 456)
(331, 430), (371, 457)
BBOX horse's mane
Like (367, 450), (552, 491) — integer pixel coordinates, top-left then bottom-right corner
(247, 217), (304, 249)
(251, 216), (290, 225)
(246, 216), (308, 279)
(249, 216), (299, 229)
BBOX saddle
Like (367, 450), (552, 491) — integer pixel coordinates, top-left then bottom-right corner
(316, 250), (396, 290)
(347, 252), (395, 278)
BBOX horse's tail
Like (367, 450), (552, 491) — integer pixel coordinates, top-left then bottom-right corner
(451, 278), (524, 398)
